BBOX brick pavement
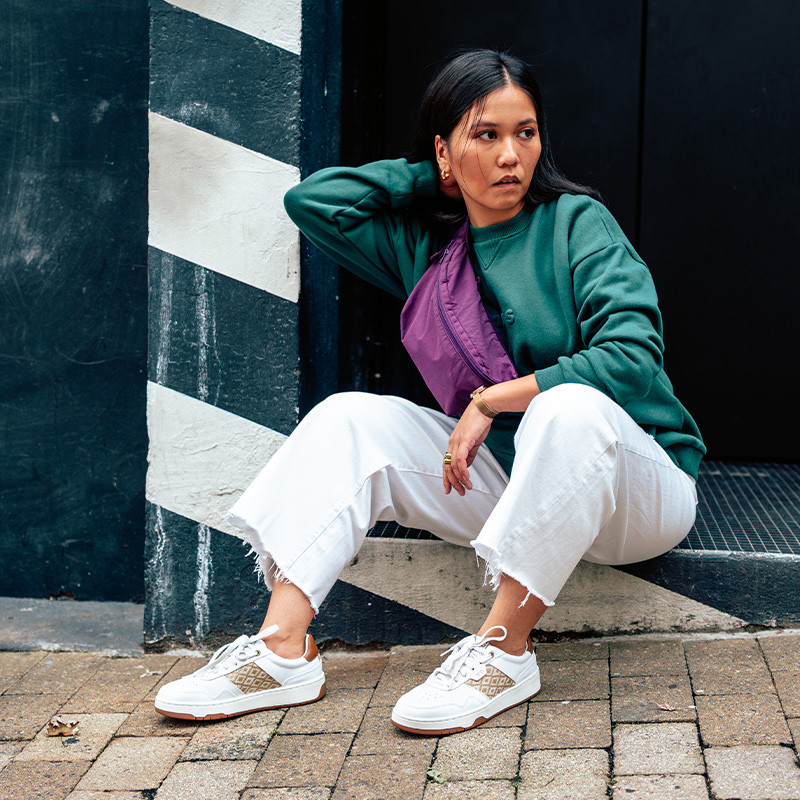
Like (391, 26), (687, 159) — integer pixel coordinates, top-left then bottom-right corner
(1, 632), (800, 799)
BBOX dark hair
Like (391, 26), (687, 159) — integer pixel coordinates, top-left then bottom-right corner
(409, 48), (601, 225)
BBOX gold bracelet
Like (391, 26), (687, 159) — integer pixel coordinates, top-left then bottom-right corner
(470, 385), (499, 418)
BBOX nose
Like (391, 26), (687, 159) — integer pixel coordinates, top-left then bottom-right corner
(497, 135), (520, 166)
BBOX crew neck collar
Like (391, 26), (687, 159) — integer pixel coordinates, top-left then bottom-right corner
(469, 204), (533, 243)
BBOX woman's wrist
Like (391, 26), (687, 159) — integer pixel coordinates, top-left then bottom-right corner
(481, 374), (541, 415)
(470, 386), (499, 418)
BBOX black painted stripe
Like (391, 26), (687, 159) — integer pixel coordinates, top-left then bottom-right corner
(616, 551), (800, 628)
(145, 502), (268, 645)
(148, 247), (299, 436)
(150, 0), (300, 166)
(144, 503), (466, 647)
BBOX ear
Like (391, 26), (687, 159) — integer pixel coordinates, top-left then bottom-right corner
(434, 135), (450, 173)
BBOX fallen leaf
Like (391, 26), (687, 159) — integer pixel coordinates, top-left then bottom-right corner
(427, 769), (446, 784)
(657, 703), (676, 712)
(47, 716), (80, 736)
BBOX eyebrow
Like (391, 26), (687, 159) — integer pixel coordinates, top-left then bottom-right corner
(474, 118), (538, 128)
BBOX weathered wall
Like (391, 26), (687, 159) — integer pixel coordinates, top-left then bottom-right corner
(144, 0), (304, 644)
(0, 0), (149, 601)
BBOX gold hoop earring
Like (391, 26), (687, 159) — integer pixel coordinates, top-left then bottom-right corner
(440, 169), (450, 181)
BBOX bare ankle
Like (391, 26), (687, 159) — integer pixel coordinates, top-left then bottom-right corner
(259, 628), (306, 659)
(494, 640), (528, 657)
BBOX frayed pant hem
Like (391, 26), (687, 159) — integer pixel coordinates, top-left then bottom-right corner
(471, 540), (556, 608)
(224, 511), (321, 615)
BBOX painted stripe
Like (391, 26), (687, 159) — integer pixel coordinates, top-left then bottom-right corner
(145, 502), (271, 645)
(144, 502), (465, 647)
(161, 0), (301, 55)
(146, 381), (287, 536)
(148, 112), (300, 302)
(341, 539), (747, 636)
(151, 1), (300, 164)
(148, 248), (299, 435)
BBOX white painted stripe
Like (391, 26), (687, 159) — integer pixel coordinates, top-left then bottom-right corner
(165, 0), (302, 55)
(146, 381), (287, 536)
(341, 539), (747, 636)
(148, 112), (300, 303)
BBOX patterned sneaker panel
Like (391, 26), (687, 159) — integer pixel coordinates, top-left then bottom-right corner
(227, 661), (281, 694)
(465, 662), (517, 697)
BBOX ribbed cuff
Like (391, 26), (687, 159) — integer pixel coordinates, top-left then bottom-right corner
(533, 363), (566, 393)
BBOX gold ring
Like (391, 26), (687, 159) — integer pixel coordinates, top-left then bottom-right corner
(443, 452), (452, 466)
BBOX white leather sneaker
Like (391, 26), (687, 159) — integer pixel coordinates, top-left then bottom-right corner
(154, 625), (326, 721)
(391, 626), (540, 735)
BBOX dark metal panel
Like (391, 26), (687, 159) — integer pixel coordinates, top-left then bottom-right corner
(0, 0), (148, 601)
(641, 0), (800, 460)
(148, 248), (300, 436)
(339, 0), (644, 401)
(382, 0), (643, 233)
(298, 0), (344, 415)
(149, 0), (301, 166)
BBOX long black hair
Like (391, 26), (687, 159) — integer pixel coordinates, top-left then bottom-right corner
(409, 48), (601, 225)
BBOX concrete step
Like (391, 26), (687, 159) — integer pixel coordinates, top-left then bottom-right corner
(368, 461), (800, 633)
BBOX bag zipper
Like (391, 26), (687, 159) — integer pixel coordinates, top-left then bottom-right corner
(435, 250), (492, 385)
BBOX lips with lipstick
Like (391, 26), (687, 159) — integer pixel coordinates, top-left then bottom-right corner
(494, 175), (521, 186)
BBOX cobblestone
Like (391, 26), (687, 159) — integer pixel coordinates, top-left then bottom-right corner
(610, 641), (687, 676)
(705, 745), (800, 800)
(695, 691), (792, 746)
(525, 700), (611, 749)
(611, 674), (696, 722)
(248, 733), (352, 788)
(518, 748), (610, 800)
(432, 727), (521, 780)
(1, 634), (799, 798)
(611, 774), (710, 799)
(155, 759), (258, 800)
(16, 713), (127, 761)
(533, 658), (609, 702)
(613, 723), (704, 775)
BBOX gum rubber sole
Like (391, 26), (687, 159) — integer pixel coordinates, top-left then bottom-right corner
(155, 682), (327, 721)
(391, 687), (540, 736)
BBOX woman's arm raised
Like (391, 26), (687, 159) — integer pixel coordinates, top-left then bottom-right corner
(284, 159), (439, 298)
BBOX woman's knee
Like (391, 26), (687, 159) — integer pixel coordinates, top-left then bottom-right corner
(305, 391), (410, 431)
(515, 384), (620, 446)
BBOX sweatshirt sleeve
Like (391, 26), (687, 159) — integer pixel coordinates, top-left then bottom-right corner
(283, 159), (439, 299)
(534, 198), (665, 406)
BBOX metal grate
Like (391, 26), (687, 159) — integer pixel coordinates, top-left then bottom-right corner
(367, 461), (800, 555)
(679, 461), (800, 554)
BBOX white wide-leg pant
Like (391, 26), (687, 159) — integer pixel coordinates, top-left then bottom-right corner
(227, 384), (697, 613)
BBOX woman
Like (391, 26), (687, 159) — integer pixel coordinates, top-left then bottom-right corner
(155, 49), (704, 735)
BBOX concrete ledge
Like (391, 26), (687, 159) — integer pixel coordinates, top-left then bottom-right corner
(0, 597), (144, 655)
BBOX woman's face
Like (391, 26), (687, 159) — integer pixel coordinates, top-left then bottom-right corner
(436, 84), (541, 228)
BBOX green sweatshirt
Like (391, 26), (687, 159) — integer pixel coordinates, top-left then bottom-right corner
(284, 159), (705, 479)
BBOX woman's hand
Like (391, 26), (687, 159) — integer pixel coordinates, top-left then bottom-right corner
(443, 401), (493, 496)
(443, 375), (542, 495)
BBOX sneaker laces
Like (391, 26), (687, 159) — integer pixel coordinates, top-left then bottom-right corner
(433, 625), (508, 689)
(196, 624), (279, 677)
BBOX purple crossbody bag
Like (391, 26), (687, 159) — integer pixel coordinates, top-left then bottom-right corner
(400, 221), (518, 417)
